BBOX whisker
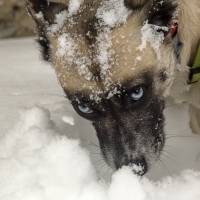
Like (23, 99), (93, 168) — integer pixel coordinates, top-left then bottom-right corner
(162, 153), (179, 166)
(80, 138), (100, 148)
(165, 103), (181, 108)
(41, 93), (67, 98)
(110, 170), (114, 182)
(81, 144), (100, 149)
(164, 144), (180, 148)
(163, 150), (181, 162)
(90, 152), (103, 155)
(94, 159), (105, 165)
(165, 102), (187, 109)
(158, 158), (166, 170)
(95, 161), (106, 167)
(103, 166), (110, 178)
(156, 160), (165, 170)
(98, 163), (107, 173)
(166, 135), (199, 140)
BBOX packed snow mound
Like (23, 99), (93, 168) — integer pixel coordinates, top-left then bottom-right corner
(0, 107), (97, 200)
(1, 106), (200, 200)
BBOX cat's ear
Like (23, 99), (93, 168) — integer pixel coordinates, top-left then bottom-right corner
(148, 0), (177, 28)
(26, 0), (68, 61)
(26, 0), (68, 25)
(124, 0), (177, 36)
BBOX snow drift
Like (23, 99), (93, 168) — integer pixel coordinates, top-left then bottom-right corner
(1, 106), (200, 200)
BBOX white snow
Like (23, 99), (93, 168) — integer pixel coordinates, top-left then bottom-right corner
(137, 21), (169, 60)
(35, 11), (44, 20)
(68, 0), (84, 16)
(96, 0), (131, 28)
(56, 33), (93, 81)
(62, 115), (75, 126)
(1, 37), (200, 199)
(48, 0), (132, 100)
(49, 0), (83, 33)
(50, 10), (68, 33)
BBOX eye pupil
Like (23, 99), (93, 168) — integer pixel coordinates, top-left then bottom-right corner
(131, 87), (144, 100)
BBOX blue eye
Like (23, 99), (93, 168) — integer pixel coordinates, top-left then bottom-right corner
(131, 87), (144, 100)
(78, 105), (94, 114)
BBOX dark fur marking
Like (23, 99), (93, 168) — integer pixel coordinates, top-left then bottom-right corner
(70, 72), (165, 173)
(82, 16), (98, 44)
(36, 32), (51, 62)
(26, 0), (68, 61)
(92, 91), (165, 171)
(147, 0), (178, 36)
(124, 0), (147, 9)
(27, 0), (68, 24)
(158, 70), (167, 82)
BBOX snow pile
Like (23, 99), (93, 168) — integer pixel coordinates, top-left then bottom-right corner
(1, 106), (200, 200)
(143, 170), (200, 200)
(0, 107), (96, 199)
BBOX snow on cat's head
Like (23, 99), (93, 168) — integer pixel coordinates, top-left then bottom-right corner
(27, 0), (178, 175)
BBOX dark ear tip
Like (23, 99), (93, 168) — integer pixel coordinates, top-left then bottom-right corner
(147, 0), (178, 32)
(26, 0), (49, 13)
(124, 0), (148, 9)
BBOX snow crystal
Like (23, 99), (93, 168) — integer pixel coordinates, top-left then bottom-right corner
(68, 0), (84, 16)
(51, 0), (132, 99)
(35, 11), (44, 19)
(96, 0), (131, 28)
(95, 0), (131, 91)
(56, 33), (77, 63)
(56, 33), (93, 81)
(106, 87), (121, 99)
(95, 28), (114, 78)
(136, 56), (142, 61)
(49, 0), (83, 33)
(50, 10), (68, 33)
(137, 21), (169, 60)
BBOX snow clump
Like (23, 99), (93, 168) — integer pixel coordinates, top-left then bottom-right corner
(68, 0), (84, 16)
(49, 0), (84, 33)
(1, 106), (200, 199)
(62, 115), (75, 125)
(0, 106), (96, 199)
(96, 0), (131, 27)
(137, 21), (169, 60)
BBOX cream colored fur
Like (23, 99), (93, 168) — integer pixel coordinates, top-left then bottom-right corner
(50, 0), (200, 133)
(28, 0), (200, 134)
(169, 0), (200, 133)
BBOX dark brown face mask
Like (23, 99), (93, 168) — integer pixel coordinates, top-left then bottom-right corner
(67, 79), (165, 175)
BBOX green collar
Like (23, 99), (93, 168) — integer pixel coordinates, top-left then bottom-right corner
(188, 43), (200, 84)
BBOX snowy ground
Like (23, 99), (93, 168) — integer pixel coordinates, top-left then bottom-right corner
(1, 37), (200, 199)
